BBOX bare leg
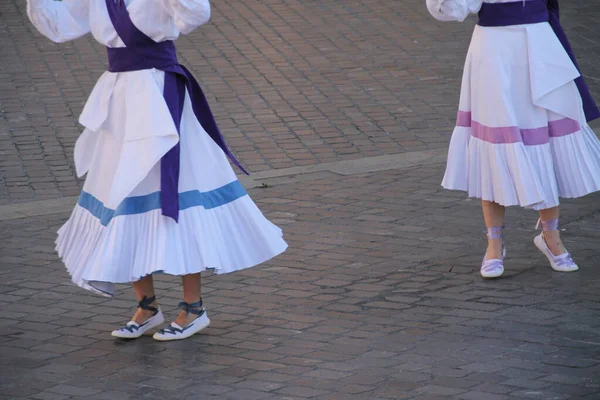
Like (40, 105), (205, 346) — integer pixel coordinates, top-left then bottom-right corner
(482, 200), (505, 259)
(174, 273), (201, 327)
(539, 206), (567, 255)
(131, 275), (158, 324)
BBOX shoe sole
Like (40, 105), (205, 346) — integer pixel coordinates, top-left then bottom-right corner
(152, 315), (211, 341)
(481, 270), (503, 279)
(533, 235), (579, 272)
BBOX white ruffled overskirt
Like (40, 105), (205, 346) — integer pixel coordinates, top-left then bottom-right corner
(56, 68), (287, 296)
(442, 23), (600, 209)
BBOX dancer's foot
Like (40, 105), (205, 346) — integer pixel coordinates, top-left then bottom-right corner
(153, 300), (210, 341)
(534, 219), (578, 272)
(481, 226), (505, 279)
(111, 295), (164, 339)
(539, 229), (567, 256)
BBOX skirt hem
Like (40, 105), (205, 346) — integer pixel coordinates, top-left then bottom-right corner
(56, 196), (288, 297)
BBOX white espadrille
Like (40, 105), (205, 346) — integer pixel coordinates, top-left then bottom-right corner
(111, 295), (164, 339)
(153, 300), (210, 341)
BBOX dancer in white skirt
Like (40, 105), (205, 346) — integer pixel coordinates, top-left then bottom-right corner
(27, 0), (287, 340)
(426, 0), (600, 278)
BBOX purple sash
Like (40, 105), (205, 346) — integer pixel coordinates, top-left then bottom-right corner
(105, 0), (248, 222)
(478, 0), (599, 122)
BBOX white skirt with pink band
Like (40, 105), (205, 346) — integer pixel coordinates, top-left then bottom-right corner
(442, 22), (600, 209)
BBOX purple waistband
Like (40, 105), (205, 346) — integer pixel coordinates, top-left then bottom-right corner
(478, 1), (548, 27)
(477, 0), (599, 122)
(106, 40), (178, 72)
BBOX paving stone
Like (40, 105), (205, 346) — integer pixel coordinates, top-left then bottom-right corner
(47, 384), (102, 396)
(29, 393), (72, 400)
(224, 389), (276, 400)
(457, 392), (512, 400)
(233, 379), (286, 392)
(277, 386), (330, 398)
(1, 1), (600, 400)
(416, 384), (468, 396)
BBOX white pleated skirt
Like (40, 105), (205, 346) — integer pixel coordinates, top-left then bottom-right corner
(56, 68), (287, 297)
(442, 22), (600, 210)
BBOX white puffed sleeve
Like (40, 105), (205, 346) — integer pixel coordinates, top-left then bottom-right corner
(426, 0), (483, 22)
(163, 0), (211, 35)
(27, 0), (90, 43)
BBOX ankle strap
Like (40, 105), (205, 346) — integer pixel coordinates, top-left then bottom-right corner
(138, 295), (158, 312)
(536, 218), (559, 231)
(178, 300), (204, 316)
(486, 226), (503, 240)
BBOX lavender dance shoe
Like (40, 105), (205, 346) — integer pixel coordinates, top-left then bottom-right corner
(534, 219), (578, 272)
(481, 226), (506, 279)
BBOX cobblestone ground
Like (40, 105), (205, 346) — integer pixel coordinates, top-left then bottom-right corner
(1, 0), (600, 203)
(1, 0), (600, 399)
(1, 166), (600, 400)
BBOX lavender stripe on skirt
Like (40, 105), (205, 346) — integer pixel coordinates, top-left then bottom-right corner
(456, 111), (581, 145)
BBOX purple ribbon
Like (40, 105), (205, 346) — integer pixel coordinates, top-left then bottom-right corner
(478, 0), (599, 122)
(105, 0), (248, 222)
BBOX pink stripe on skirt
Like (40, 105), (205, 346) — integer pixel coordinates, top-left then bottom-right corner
(455, 111), (580, 145)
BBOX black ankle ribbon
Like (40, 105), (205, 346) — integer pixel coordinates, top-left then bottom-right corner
(178, 300), (204, 316)
(138, 295), (158, 314)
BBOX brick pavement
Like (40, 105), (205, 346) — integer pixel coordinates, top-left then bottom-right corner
(1, 163), (600, 400)
(2, 0), (600, 399)
(1, 0), (600, 203)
